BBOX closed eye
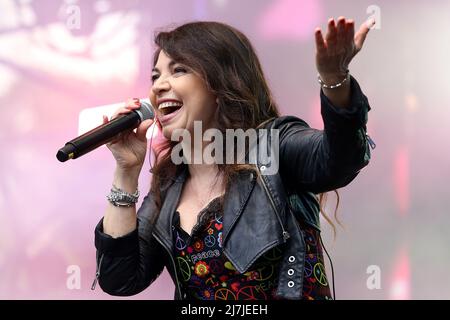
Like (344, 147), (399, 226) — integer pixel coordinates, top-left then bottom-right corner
(151, 74), (159, 82)
(151, 66), (188, 83)
(174, 67), (187, 74)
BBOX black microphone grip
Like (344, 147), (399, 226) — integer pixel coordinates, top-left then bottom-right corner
(56, 101), (154, 162)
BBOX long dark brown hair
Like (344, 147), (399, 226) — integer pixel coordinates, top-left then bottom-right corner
(149, 21), (340, 235)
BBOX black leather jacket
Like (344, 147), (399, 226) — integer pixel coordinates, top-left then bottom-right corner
(93, 76), (372, 300)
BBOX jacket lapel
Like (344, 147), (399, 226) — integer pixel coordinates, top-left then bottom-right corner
(222, 169), (288, 274)
(154, 167), (187, 251)
(222, 170), (256, 244)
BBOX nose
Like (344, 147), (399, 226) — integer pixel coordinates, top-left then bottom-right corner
(151, 76), (171, 96)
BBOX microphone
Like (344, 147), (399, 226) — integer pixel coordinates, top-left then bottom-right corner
(56, 100), (154, 162)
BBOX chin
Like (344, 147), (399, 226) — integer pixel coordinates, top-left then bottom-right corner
(161, 126), (174, 140)
(161, 121), (185, 141)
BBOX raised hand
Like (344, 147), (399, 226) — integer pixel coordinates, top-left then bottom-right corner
(315, 16), (374, 83)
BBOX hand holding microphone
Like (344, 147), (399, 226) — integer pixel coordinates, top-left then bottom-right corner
(56, 98), (155, 171)
(103, 98), (155, 171)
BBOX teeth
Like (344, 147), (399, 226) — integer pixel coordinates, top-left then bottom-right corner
(158, 101), (183, 109)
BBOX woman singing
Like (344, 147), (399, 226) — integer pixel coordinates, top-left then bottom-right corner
(93, 18), (374, 300)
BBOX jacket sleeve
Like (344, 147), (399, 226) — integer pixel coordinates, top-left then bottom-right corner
(277, 75), (372, 194)
(94, 191), (166, 296)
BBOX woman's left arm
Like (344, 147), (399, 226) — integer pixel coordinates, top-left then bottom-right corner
(277, 17), (376, 194)
(315, 17), (375, 108)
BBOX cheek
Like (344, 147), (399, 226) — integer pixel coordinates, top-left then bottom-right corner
(186, 95), (217, 120)
(200, 102), (218, 123)
(149, 92), (157, 109)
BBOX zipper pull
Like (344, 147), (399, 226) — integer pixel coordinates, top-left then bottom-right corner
(91, 253), (104, 290)
(91, 273), (99, 290)
(366, 134), (376, 150)
(283, 231), (290, 241)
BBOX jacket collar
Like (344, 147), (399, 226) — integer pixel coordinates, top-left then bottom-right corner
(153, 166), (188, 250)
(153, 165), (256, 251)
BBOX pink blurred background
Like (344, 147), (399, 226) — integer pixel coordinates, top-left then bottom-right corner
(1, 0), (449, 299)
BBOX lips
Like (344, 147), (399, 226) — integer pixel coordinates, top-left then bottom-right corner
(159, 104), (182, 116)
(157, 104), (184, 124)
(156, 99), (184, 124)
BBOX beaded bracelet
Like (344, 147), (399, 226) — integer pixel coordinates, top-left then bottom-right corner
(317, 70), (350, 89)
(106, 184), (140, 207)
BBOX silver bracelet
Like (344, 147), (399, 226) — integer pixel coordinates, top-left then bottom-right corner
(106, 184), (140, 207)
(317, 70), (350, 89)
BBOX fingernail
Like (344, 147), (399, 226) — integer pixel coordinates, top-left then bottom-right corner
(366, 18), (375, 28)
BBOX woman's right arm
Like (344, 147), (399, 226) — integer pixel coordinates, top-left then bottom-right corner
(101, 98), (153, 238)
(92, 99), (165, 296)
(102, 167), (140, 238)
(94, 181), (166, 296)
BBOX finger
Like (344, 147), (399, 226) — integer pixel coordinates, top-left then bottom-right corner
(111, 106), (135, 120)
(326, 18), (337, 39)
(110, 98), (141, 121)
(124, 99), (142, 114)
(136, 119), (154, 142)
(354, 18), (374, 51)
(345, 19), (355, 45)
(336, 16), (346, 47)
(125, 104), (140, 111)
(126, 98), (140, 107)
(106, 132), (121, 146)
(314, 28), (326, 54)
(325, 18), (337, 49)
(102, 115), (109, 124)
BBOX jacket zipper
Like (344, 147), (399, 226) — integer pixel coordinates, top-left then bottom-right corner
(366, 132), (376, 150)
(90, 234), (181, 296)
(153, 231), (183, 299)
(91, 252), (104, 290)
(256, 165), (290, 242)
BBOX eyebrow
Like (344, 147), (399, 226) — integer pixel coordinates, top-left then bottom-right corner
(152, 60), (177, 73)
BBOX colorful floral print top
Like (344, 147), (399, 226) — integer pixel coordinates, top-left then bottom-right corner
(172, 196), (332, 300)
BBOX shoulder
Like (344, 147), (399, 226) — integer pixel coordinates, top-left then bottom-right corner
(270, 115), (310, 129)
(259, 116), (315, 145)
(262, 115), (311, 131)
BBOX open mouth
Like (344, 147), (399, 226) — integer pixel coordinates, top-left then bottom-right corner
(158, 101), (183, 116)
